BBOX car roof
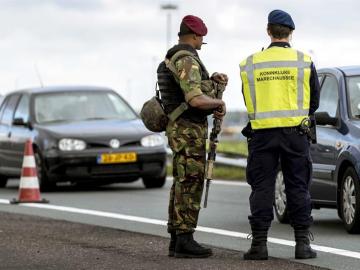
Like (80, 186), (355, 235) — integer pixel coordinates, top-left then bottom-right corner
(6, 85), (115, 96)
(336, 66), (360, 76)
(318, 66), (360, 77)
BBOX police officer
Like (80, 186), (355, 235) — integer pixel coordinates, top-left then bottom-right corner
(239, 10), (320, 260)
(158, 15), (228, 258)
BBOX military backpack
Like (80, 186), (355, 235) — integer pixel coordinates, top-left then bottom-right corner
(140, 82), (188, 132)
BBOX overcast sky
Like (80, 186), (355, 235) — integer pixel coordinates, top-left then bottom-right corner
(0, 0), (359, 110)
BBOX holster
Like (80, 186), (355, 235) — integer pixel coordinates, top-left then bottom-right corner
(241, 122), (254, 139)
(298, 115), (317, 144)
(308, 115), (317, 144)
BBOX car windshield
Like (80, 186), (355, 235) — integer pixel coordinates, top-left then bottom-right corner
(34, 91), (137, 124)
(347, 76), (360, 119)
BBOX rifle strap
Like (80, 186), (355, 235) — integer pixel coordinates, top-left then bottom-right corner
(168, 102), (189, 122)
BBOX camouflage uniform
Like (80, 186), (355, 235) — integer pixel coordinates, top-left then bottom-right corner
(166, 55), (208, 235)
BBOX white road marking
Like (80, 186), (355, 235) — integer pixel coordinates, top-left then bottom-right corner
(0, 199), (359, 260)
(211, 180), (249, 187)
(0, 199), (10, 204)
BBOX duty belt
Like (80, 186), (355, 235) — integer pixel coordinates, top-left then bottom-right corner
(282, 117), (311, 136)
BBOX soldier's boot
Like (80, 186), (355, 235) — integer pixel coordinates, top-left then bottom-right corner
(243, 229), (268, 260)
(168, 232), (176, 257)
(174, 233), (212, 258)
(294, 225), (317, 259)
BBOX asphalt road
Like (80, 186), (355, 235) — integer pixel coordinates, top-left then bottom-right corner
(0, 178), (359, 270)
(0, 212), (326, 270)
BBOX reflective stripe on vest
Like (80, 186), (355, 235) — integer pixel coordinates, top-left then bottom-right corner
(240, 49), (311, 128)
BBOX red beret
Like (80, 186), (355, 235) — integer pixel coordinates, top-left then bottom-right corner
(181, 15), (207, 36)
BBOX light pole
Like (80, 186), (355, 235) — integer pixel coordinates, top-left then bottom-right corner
(160, 3), (178, 50)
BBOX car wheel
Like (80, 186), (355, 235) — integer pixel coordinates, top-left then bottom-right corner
(142, 173), (166, 189)
(0, 174), (8, 188)
(340, 167), (360, 233)
(34, 150), (56, 192)
(274, 170), (290, 223)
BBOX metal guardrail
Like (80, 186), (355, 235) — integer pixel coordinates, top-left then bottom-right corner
(215, 155), (247, 168)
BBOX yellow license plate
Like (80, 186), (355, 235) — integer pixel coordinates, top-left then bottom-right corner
(98, 152), (137, 164)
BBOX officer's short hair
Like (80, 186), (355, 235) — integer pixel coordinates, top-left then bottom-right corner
(267, 23), (292, 39)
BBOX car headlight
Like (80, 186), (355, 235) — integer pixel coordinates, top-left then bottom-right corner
(58, 139), (86, 151)
(141, 134), (164, 147)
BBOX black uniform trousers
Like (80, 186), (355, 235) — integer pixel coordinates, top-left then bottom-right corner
(246, 127), (313, 229)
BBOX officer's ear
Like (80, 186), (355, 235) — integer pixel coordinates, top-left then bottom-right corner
(267, 27), (271, 37)
(289, 31), (293, 42)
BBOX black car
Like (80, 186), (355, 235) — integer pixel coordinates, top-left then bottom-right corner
(274, 66), (360, 233)
(0, 86), (167, 190)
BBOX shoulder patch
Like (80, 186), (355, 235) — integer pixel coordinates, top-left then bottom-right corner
(176, 56), (198, 81)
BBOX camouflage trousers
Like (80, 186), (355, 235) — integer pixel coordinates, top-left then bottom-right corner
(166, 118), (207, 235)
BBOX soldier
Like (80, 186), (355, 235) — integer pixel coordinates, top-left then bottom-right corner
(240, 10), (320, 260)
(157, 15), (228, 258)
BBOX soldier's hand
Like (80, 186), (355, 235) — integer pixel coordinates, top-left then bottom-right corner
(213, 102), (226, 119)
(211, 72), (228, 85)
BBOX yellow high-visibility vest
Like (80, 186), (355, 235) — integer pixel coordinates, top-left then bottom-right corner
(240, 47), (311, 129)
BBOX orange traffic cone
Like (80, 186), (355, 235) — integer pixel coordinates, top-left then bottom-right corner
(11, 139), (49, 204)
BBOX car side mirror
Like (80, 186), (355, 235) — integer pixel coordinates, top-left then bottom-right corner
(315, 112), (338, 126)
(13, 117), (31, 128)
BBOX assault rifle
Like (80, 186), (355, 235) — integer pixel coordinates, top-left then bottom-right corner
(203, 82), (226, 208)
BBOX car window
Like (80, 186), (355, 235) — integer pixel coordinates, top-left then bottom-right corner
(0, 94), (20, 125)
(347, 76), (360, 118)
(0, 97), (9, 121)
(34, 91), (137, 124)
(317, 75), (339, 118)
(318, 75), (324, 86)
(14, 94), (30, 122)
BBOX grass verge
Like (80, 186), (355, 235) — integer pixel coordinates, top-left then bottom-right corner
(167, 164), (246, 181)
(216, 140), (248, 157)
